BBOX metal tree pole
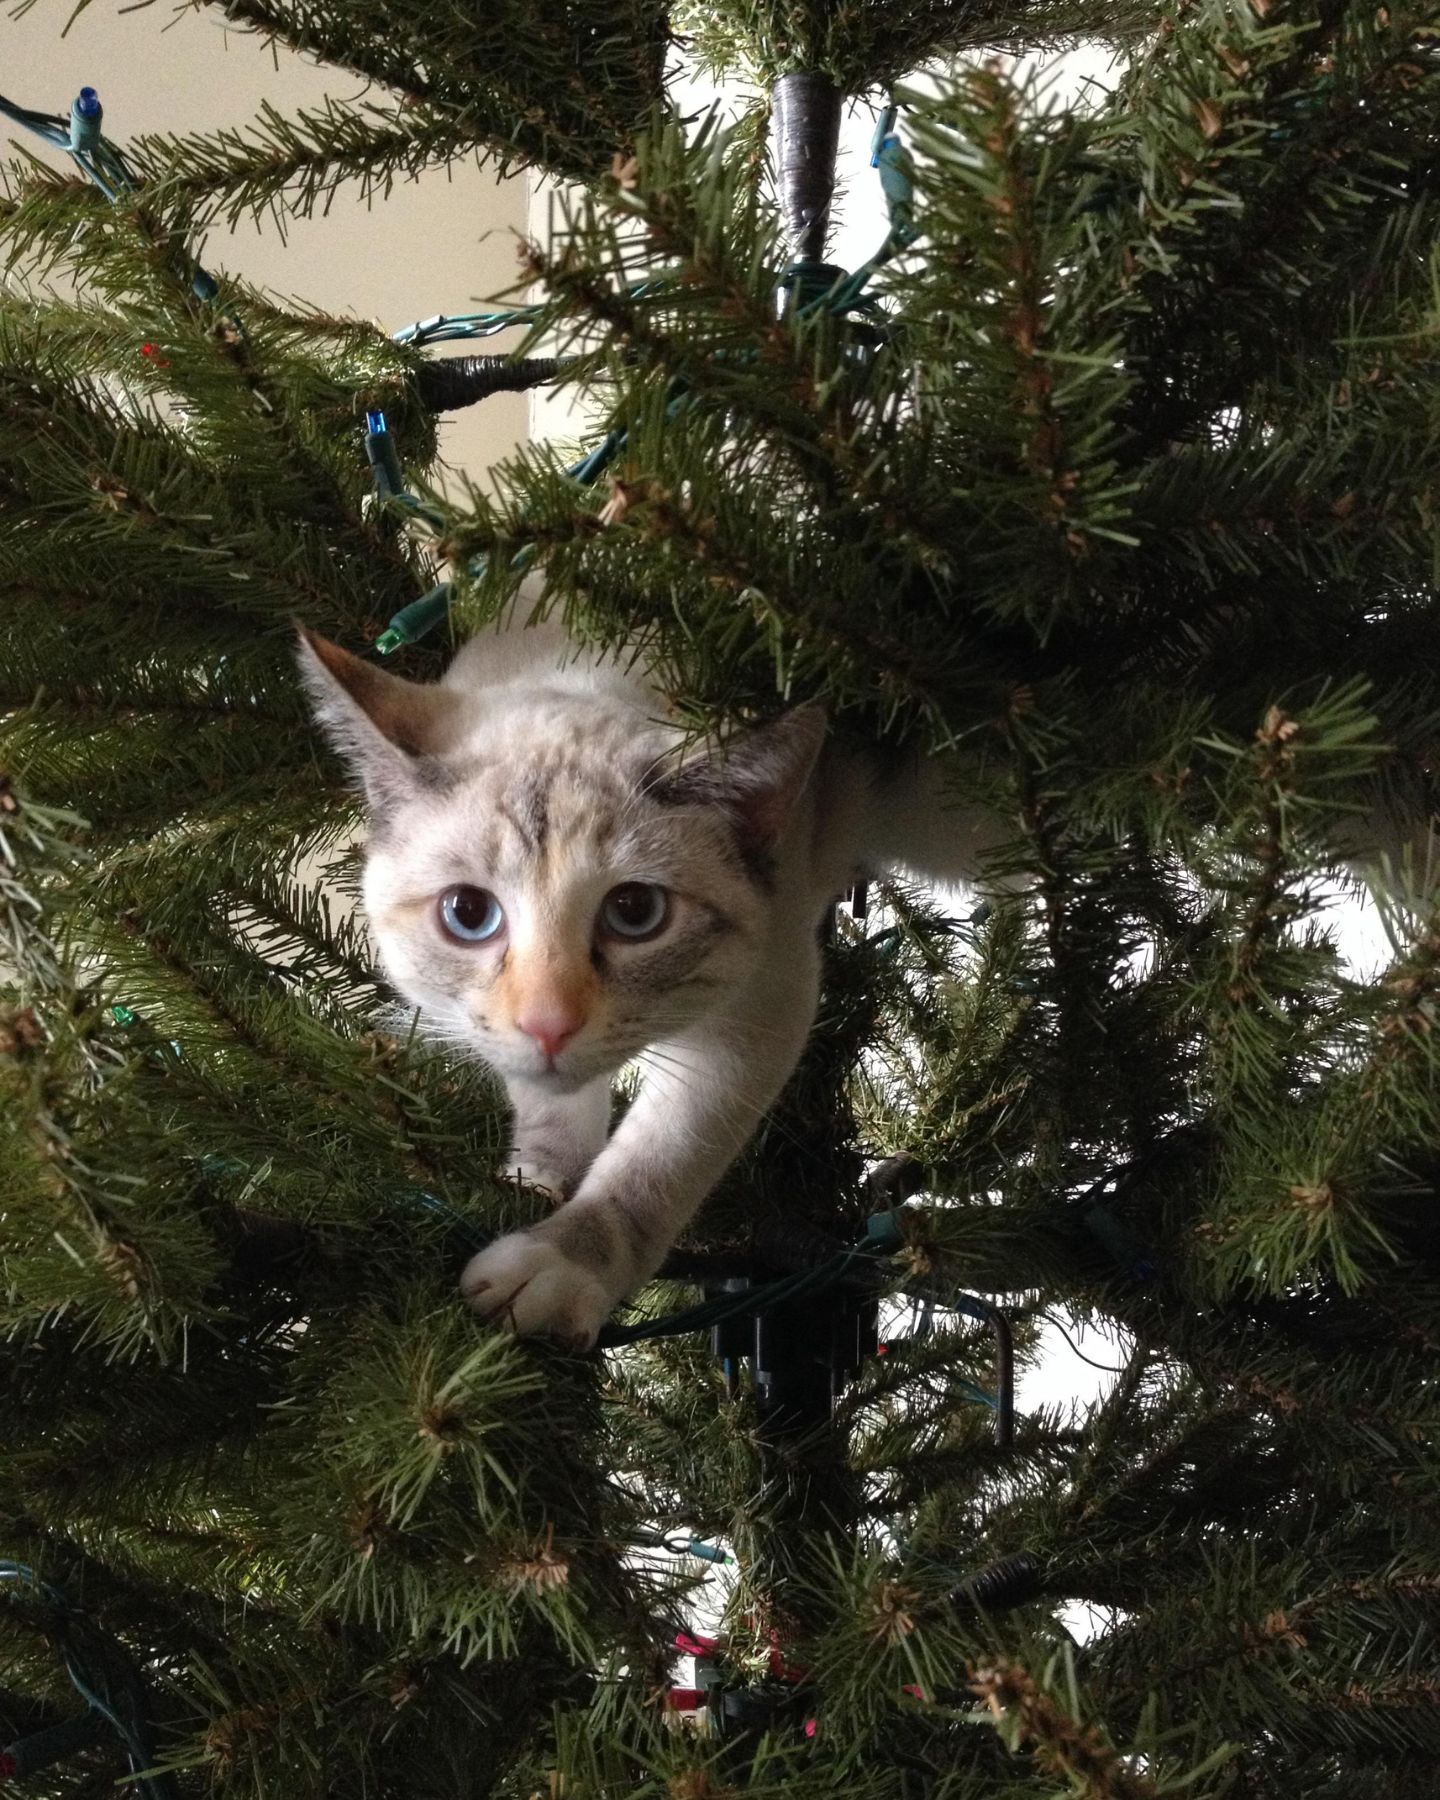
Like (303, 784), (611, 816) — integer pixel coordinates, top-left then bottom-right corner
(700, 77), (863, 1760)
(771, 72), (845, 309)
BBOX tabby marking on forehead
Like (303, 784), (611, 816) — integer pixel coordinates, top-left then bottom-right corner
(499, 772), (552, 857)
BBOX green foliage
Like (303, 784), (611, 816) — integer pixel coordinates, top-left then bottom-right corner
(53, 0), (670, 205)
(3, 0), (1440, 1794)
(0, 187), (658, 1796)
(672, 0), (1156, 96)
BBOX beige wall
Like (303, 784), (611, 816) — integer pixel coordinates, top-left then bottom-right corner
(3, 2), (531, 491)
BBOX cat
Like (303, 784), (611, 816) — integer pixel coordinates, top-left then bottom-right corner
(296, 596), (1006, 1347)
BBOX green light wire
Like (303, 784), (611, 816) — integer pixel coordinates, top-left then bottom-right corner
(0, 1563), (177, 1798)
(0, 83), (233, 317)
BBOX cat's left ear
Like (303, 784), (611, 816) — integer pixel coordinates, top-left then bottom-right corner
(295, 626), (462, 810)
(651, 704), (827, 853)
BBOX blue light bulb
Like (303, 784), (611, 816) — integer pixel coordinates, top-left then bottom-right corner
(69, 86), (103, 151)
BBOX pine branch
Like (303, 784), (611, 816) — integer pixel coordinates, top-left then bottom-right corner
(969, 1650), (1163, 1799)
(121, 97), (500, 229)
(131, 0), (672, 201)
(675, 0), (1155, 93)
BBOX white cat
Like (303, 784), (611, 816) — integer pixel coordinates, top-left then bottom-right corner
(297, 599), (1005, 1346)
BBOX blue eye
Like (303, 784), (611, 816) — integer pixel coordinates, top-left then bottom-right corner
(599, 883), (669, 941)
(439, 886), (505, 943)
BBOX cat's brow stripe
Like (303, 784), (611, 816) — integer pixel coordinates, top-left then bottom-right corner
(648, 779), (776, 893)
(499, 772), (552, 855)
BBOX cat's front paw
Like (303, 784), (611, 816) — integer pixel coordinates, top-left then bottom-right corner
(459, 1230), (618, 1349)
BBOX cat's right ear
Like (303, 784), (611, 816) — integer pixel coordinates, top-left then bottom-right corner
(294, 626), (462, 811)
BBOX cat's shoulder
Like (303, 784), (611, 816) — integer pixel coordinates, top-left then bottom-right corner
(440, 597), (659, 719)
(442, 614), (579, 693)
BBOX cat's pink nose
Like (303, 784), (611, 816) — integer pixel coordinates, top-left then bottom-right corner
(515, 1008), (584, 1062)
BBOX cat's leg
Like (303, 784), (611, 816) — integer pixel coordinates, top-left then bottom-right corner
(460, 931), (822, 1346)
(500, 1073), (612, 1201)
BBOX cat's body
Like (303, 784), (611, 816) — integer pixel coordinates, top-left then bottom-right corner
(298, 603), (1002, 1345)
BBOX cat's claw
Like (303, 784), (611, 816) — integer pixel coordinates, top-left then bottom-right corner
(460, 1231), (617, 1349)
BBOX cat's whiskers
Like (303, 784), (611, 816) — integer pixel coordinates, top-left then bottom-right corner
(631, 1042), (702, 1076)
(642, 1013), (809, 1049)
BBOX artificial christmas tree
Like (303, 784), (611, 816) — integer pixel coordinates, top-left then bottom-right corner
(2, 0), (1439, 1794)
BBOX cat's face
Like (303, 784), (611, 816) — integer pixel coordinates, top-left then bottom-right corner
(362, 708), (779, 1088)
(297, 630), (823, 1089)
